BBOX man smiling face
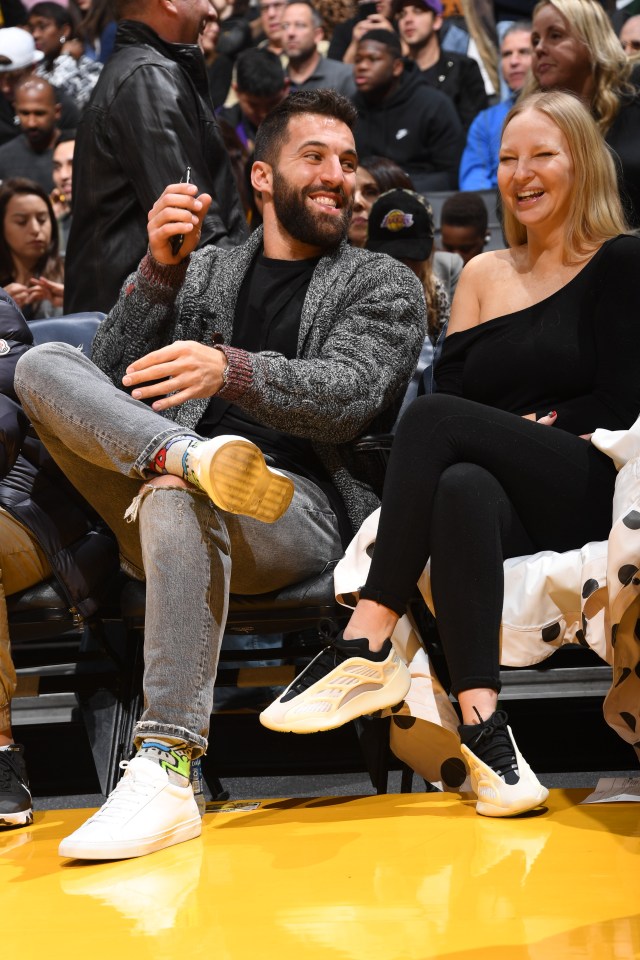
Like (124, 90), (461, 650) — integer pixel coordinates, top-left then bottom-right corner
(266, 113), (357, 250)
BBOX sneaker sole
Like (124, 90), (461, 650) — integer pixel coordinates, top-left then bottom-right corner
(259, 662), (411, 733)
(58, 815), (202, 861)
(201, 440), (294, 524)
(0, 808), (33, 828)
(461, 744), (550, 817)
(474, 783), (549, 818)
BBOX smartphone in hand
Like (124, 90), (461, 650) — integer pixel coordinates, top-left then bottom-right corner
(169, 166), (191, 256)
(357, 0), (378, 19)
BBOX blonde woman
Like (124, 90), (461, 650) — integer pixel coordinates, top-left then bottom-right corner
(522, 0), (640, 225)
(262, 91), (640, 818)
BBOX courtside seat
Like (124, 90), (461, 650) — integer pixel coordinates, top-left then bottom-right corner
(28, 312), (105, 354)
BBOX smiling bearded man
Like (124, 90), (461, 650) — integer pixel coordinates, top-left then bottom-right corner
(15, 88), (425, 863)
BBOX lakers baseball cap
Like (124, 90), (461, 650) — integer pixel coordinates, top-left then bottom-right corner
(366, 188), (435, 260)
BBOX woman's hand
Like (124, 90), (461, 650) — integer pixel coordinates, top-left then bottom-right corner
(523, 411), (557, 425)
(121, 339), (227, 411)
(28, 276), (64, 307)
(147, 183), (212, 266)
(4, 282), (33, 308)
(61, 38), (84, 60)
(536, 411), (557, 426)
(5, 278), (64, 308)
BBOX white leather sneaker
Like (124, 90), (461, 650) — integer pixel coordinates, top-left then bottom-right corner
(58, 756), (202, 860)
(260, 634), (411, 733)
(459, 711), (549, 818)
(186, 435), (294, 523)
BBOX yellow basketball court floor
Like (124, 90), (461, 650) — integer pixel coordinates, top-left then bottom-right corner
(3, 787), (639, 959)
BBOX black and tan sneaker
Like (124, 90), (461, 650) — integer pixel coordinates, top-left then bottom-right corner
(260, 632), (411, 733)
(459, 710), (549, 817)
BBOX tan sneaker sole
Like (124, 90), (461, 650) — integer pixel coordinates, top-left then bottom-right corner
(193, 437), (294, 524)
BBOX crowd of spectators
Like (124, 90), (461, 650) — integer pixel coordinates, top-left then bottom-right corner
(0, 0), (636, 319)
(0, 0), (637, 309)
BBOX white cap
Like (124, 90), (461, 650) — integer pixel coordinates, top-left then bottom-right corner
(0, 28), (45, 72)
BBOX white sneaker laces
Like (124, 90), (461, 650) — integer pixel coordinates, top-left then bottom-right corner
(90, 760), (158, 824)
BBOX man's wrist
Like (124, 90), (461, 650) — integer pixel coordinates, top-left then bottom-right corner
(213, 344), (254, 400)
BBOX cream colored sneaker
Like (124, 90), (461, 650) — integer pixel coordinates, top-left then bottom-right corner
(186, 435), (294, 523)
(260, 634), (411, 733)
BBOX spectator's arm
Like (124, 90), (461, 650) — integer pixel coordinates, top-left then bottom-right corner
(459, 110), (495, 190)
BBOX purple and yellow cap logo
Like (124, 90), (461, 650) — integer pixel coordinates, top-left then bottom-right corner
(380, 209), (414, 232)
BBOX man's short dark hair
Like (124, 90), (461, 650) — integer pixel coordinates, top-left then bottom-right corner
(440, 191), (488, 234)
(254, 88), (357, 165)
(236, 48), (286, 97)
(284, 0), (323, 29)
(358, 29), (403, 59)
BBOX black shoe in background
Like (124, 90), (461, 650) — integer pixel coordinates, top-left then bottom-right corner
(0, 744), (33, 828)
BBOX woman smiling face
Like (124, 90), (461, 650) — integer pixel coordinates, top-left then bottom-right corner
(498, 108), (575, 236)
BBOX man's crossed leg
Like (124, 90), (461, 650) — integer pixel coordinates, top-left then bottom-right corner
(14, 343), (343, 860)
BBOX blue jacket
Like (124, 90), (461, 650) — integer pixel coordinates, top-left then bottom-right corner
(459, 97), (512, 190)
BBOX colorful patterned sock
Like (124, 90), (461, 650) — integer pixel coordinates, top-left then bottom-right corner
(137, 738), (191, 786)
(148, 435), (204, 490)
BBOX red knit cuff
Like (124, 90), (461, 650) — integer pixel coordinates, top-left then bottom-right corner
(214, 344), (254, 401)
(137, 251), (190, 301)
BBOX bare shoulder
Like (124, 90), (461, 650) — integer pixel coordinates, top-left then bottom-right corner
(448, 249), (513, 335)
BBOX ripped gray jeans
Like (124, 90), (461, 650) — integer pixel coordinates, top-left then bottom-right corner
(14, 343), (343, 754)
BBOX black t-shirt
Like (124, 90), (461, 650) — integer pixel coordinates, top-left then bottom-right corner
(197, 253), (351, 536)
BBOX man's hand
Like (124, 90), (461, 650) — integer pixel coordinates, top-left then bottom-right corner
(147, 183), (213, 265)
(352, 12), (395, 40)
(343, 14), (396, 61)
(122, 339), (227, 411)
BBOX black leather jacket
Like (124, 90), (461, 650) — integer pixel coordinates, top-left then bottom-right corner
(0, 296), (119, 618)
(65, 20), (247, 315)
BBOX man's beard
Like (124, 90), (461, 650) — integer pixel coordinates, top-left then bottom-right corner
(25, 128), (52, 153)
(272, 168), (353, 249)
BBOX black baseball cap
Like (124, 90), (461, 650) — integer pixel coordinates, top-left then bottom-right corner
(366, 188), (435, 260)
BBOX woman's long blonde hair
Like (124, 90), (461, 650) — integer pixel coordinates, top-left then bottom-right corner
(521, 0), (633, 133)
(460, 0), (500, 96)
(501, 90), (628, 260)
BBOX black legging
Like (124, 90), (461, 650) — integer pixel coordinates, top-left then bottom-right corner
(360, 394), (618, 695)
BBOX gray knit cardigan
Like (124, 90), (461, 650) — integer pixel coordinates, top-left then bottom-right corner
(92, 228), (426, 532)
